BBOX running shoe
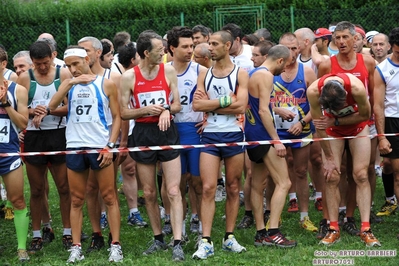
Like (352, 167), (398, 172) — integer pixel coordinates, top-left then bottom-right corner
(42, 227), (55, 243)
(263, 231), (297, 248)
(192, 239), (214, 260)
(28, 237), (43, 254)
(237, 215), (254, 229)
(17, 249), (30, 262)
(287, 199), (299, 213)
(3, 206), (13, 220)
(108, 244), (123, 262)
(86, 232), (105, 253)
(319, 229), (340, 246)
(142, 239), (168, 255)
(162, 220), (173, 235)
(67, 245), (84, 264)
(316, 219), (329, 240)
(315, 198), (323, 211)
(254, 231), (269, 246)
(100, 213), (108, 229)
(343, 217), (360, 236)
(62, 235), (73, 250)
(190, 215), (200, 233)
(222, 235), (246, 253)
(370, 210), (383, 224)
(215, 185), (226, 202)
(127, 211), (148, 227)
(376, 200), (397, 216)
(338, 210), (346, 226)
(301, 216), (318, 232)
(360, 229), (381, 247)
(172, 243), (185, 261)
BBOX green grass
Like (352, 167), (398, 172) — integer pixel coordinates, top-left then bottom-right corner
(0, 168), (398, 265)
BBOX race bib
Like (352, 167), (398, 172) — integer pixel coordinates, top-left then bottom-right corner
(71, 98), (99, 123)
(330, 105), (356, 117)
(274, 106), (299, 129)
(137, 91), (167, 108)
(0, 118), (10, 143)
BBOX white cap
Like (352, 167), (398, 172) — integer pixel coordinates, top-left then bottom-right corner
(366, 30), (379, 43)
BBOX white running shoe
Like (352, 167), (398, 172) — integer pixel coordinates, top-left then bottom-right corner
(192, 239), (214, 260)
(108, 244), (123, 262)
(67, 245), (84, 263)
(222, 235), (246, 253)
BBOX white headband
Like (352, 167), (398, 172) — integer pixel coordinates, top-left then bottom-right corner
(64, 48), (87, 59)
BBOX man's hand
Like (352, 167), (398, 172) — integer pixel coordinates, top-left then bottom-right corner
(287, 122), (302, 136)
(323, 157), (341, 182)
(274, 107), (296, 120)
(97, 148), (114, 168)
(194, 89), (209, 101)
(147, 104), (164, 116)
(71, 74), (96, 85)
(378, 138), (392, 155)
(313, 115), (335, 130)
(274, 143), (286, 158)
(195, 121), (204, 134)
(158, 109), (171, 131)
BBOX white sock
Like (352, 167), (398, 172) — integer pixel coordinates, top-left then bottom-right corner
(191, 214), (197, 220)
(42, 222), (51, 229)
(386, 196), (396, 203)
(101, 211), (106, 216)
(129, 208), (139, 215)
(63, 228), (72, 236)
(289, 193), (297, 201)
(182, 219), (186, 236)
(199, 221), (203, 234)
(33, 230), (41, 238)
(315, 192), (322, 199)
(344, 217), (348, 223)
(300, 212), (308, 221)
(339, 206), (346, 213)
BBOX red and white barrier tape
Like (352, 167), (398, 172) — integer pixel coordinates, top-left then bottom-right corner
(1, 133), (398, 157)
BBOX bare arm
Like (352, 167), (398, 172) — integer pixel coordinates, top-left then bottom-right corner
(0, 81), (28, 130)
(311, 44), (328, 67)
(192, 69), (220, 112)
(103, 79), (121, 144)
(317, 59), (331, 78)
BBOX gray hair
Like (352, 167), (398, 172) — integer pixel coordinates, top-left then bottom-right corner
(13, 50), (32, 65)
(78, 36), (103, 51)
(37, 37), (57, 52)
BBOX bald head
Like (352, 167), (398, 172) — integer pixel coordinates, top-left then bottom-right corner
(38, 33), (54, 40)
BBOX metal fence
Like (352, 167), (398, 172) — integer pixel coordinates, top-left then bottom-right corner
(0, 5), (397, 68)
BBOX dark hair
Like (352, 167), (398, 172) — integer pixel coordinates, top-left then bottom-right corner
(100, 40), (112, 61)
(192, 25), (210, 37)
(319, 80), (347, 112)
(388, 27), (399, 47)
(114, 31), (131, 53)
(279, 32), (297, 43)
(136, 30), (162, 59)
(119, 42), (137, 69)
(254, 40), (275, 56)
(0, 47), (8, 62)
(242, 34), (259, 46)
(167, 26), (193, 57)
(254, 28), (272, 41)
(266, 44), (290, 61)
(221, 23), (243, 41)
(29, 41), (52, 59)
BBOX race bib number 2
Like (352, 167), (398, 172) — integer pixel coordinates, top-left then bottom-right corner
(0, 118), (10, 143)
(71, 98), (99, 123)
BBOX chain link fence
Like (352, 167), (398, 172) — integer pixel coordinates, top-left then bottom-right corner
(0, 5), (397, 68)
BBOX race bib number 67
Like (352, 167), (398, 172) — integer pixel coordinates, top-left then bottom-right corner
(71, 98), (99, 123)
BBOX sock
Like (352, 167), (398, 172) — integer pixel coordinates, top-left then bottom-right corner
(14, 208), (29, 250)
(264, 210), (270, 215)
(315, 192), (322, 199)
(382, 172), (394, 198)
(42, 222), (51, 229)
(182, 219), (186, 236)
(245, 210), (253, 217)
(289, 193), (297, 201)
(94, 231), (102, 237)
(224, 232), (233, 241)
(173, 239), (181, 247)
(339, 206), (346, 213)
(257, 228), (267, 235)
(111, 241), (120, 246)
(33, 230), (41, 238)
(344, 217), (348, 223)
(386, 196), (396, 204)
(63, 228), (72, 236)
(154, 234), (163, 243)
(199, 221), (202, 233)
(203, 236), (211, 243)
(330, 221), (339, 231)
(300, 212), (308, 221)
(191, 214), (197, 220)
(101, 211), (106, 216)
(165, 214), (170, 222)
(267, 228), (279, 236)
(217, 178), (224, 187)
(361, 221), (370, 232)
(129, 208), (139, 215)
(73, 243), (81, 247)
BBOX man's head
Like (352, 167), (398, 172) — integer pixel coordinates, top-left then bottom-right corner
(353, 26), (366, 53)
(371, 33), (391, 63)
(265, 44), (290, 75)
(319, 80), (347, 112)
(333, 21), (356, 54)
(221, 23), (243, 56)
(193, 42), (212, 67)
(0, 47), (8, 73)
(136, 30), (164, 64)
(78, 36), (102, 68)
(63, 45), (90, 77)
(113, 31), (131, 54)
(388, 27), (399, 62)
(100, 39), (114, 69)
(38, 37), (58, 59)
(38, 33), (54, 40)
(251, 40), (274, 67)
(29, 41), (53, 75)
(366, 30), (379, 48)
(118, 42), (139, 70)
(254, 28), (272, 41)
(13, 51), (32, 76)
(294, 28), (315, 54)
(208, 31), (234, 61)
(314, 28), (332, 51)
(167, 26), (193, 63)
(192, 25), (211, 46)
(279, 32), (299, 65)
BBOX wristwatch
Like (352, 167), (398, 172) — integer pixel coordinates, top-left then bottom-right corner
(163, 104), (171, 112)
(334, 117), (339, 126)
(1, 99), (11, 108)
(299, 119), (306, 127)
(106, 142), (115, 149)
